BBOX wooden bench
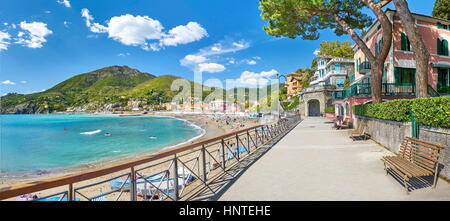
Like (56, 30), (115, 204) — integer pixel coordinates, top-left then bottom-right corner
(349, 122), (369, 140)
(381, 137), (446, 194)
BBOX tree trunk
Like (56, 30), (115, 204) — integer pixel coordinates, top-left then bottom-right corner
(371, 62), (384, 103)
(362, 0), (393, 102)
(392, 0), (430, 97)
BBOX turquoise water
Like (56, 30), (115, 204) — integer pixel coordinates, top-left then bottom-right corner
(0, 115), (203, 175)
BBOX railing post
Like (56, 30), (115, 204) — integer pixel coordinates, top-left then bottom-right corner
(254, 128), (259, 147)
(68, 183), (73, 201)
(172, 156), (180, 201)
(201, 145), (207, 182)
(130, 167), (137, 201)
(247, 130), (251, 152)
(221, 139), (226, 170)
(236, 134), (240, 161)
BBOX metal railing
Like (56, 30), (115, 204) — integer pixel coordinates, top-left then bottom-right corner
(358, 61), (371, 73)
(334, 83), (416, 99)
(0, 115), (302, 201)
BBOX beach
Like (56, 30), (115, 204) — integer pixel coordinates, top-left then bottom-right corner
(0, 112), (262, 201)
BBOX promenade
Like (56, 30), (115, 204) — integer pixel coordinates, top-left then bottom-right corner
(218, 117), (450, 201)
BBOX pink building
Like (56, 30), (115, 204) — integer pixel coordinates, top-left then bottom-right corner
(334, 9), (450, 126)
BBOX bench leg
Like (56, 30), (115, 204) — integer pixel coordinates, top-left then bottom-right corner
(404, 178), (409, 195)
(433, 166), (439, 189)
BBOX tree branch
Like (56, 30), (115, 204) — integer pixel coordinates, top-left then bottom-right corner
(333, 15), (375, 62)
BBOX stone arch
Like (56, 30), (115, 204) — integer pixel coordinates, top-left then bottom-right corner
(307, 99), (321, 117)
(326, 99), (333, 108)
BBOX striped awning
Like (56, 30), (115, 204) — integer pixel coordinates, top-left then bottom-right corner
(432, 62), (450, 68)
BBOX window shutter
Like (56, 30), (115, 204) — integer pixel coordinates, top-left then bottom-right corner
(443, 40), (449, 56)
(438, 69), (443, 88)
(394, 67), (400, 86)
(437, 38), (442, 55)
(401, 33), (407, 51)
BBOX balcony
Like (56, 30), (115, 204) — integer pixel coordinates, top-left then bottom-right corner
(358, 61), (371, 74)
(333, 83), (416, 99)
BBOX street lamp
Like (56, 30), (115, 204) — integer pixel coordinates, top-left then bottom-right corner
(276, 73), (288, 119)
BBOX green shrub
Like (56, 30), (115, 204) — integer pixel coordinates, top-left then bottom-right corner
(411, 97), (450, 128)
(353, 99), (413, 122)
(325, 107), (335, 113)
(353, 97), (450, 128)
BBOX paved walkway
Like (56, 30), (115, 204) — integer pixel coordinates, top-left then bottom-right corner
(219, 117), (450, 201)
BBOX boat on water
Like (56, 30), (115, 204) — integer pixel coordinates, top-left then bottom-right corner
(80, 129), (102, 135)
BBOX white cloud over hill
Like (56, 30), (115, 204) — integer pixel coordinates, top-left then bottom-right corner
(81, 8), (208, 51)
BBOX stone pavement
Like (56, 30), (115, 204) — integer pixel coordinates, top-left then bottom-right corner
(218, 117), (450, 201)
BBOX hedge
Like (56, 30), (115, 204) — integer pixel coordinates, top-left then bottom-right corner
(353, 97), (450, 128)
(325, 107), (335, 113)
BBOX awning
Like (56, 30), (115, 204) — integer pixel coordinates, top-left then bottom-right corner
(432, 62), (450, 68)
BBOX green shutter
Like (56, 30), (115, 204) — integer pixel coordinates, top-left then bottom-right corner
(394, 67), (401, 86)
(437, 38), (442, 55)
(443, 40), (449, 56)
(401, 33), (407, 51)
(438, 69), (444, 88)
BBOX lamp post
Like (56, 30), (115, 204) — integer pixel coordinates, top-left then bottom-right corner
(276, 73), (288, 119)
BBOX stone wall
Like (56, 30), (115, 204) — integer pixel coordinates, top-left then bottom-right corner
(356, 116), (450, 180)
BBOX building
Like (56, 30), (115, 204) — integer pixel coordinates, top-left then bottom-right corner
(334, 9), (450, 125)
(287, 73), (302, 97)
(299, 55), (354, 117)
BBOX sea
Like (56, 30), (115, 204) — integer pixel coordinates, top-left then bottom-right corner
(0, 114), (204, 176)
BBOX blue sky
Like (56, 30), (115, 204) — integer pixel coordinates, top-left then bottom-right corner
(0, 0), (436, 94)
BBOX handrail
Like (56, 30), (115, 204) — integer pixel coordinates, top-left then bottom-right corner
(0, 115), (301, 201)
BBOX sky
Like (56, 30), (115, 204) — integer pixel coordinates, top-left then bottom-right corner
(0, 0), (437, 95)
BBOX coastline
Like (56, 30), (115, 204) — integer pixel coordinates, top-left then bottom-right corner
(0, 112), (259, 195)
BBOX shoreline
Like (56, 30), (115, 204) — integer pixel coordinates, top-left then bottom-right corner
(0, 112), (259, 191)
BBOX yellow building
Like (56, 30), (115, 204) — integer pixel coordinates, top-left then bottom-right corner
(287, 73), (302, 97)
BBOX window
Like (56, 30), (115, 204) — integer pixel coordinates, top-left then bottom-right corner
(335, 64), (341, 71)
(401, 33), (411, 51)
(438, 68), (450, 88)
(437, 38), (449, 56)
(336, 79), (344, 87)
(394, 67), (415, 85)
(437, 22), (449, 30)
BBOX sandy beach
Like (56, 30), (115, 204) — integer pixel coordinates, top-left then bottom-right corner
(0, 112), (262, 201)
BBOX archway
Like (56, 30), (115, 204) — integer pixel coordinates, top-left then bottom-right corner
(308, 99), (321, 116)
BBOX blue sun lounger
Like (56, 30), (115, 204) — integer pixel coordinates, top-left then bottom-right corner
(110, 174), (164, 190)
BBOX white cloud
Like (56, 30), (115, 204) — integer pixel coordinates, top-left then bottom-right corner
(81, 9), (207, 51)
(63, 21), (70, 28)
(198, 40), (250, 57)
(44, 11), (52, 14)
(1, 80), (16, 85)
(0, 31), (11, 50)
(81, 9), (108, 33)
(313, 49), (320, 56)
(180, 54), (207, 66)
(20, 80), (27, 84)
(107, 14), (163, 45)
(228, 58), (236, 64)
(246, 60), (257, 65)
(118, 52), (130, 57)
(198, 63), (226, 73)
(236, 69), (278, 86)
(57, 0), (71, 8)
(16, 21), (53, 48)
(159, 22), (207, 47)
(3, 22), (8, 26)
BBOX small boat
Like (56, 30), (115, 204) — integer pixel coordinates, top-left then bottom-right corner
(80, 129), (102, 135)
(148, 136), (157, 140)
(105, 133), (111, 137)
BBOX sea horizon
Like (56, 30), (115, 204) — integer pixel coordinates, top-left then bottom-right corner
(0, 114), (205, 178)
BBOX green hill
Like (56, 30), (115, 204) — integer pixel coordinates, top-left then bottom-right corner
(0, 66), (155, 113)
(0, 65), (282, 114)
